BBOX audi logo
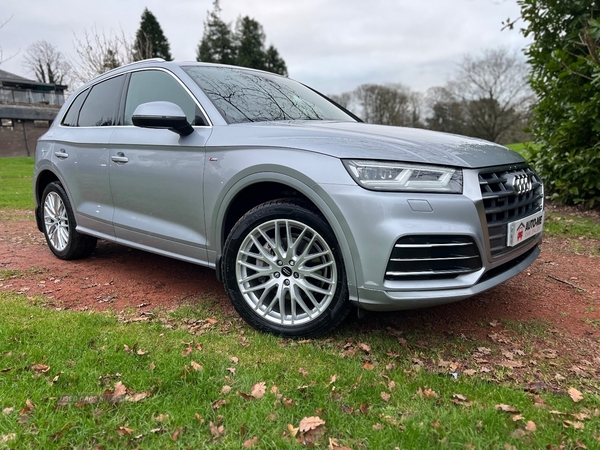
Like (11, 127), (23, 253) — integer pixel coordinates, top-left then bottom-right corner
(507, 173), (533, 195)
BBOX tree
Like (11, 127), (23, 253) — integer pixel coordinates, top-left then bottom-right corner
(132, 8), (172, 61)
(234, 17), (267, 70)
(23, 41), (70, 85)
(511, 0), (600, 206)
(71, 26), (134, 84)
(196, 0), (236, 65)
(354, 83), (422, 127)
(264, 45), (288, 76)
(432, 48), (534, 144)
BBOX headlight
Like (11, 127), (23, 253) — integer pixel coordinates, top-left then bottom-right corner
(342, 160), (463, 193)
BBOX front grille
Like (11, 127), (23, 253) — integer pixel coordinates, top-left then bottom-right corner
(479, 166), (543, 257)
(385, 235), (482, 281)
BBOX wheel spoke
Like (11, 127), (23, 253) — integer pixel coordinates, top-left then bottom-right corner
(43, 192), (70, 252)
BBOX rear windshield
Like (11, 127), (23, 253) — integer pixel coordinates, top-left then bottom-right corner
(183, 66), (356, 124)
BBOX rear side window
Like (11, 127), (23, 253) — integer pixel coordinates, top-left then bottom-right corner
(78, 75), (125, 127)
(61, 89), (89, 127)
(124, 70), (205, 126)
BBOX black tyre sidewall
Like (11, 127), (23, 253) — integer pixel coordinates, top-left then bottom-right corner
(223, 200), (349, 338)
(41, 182), (96, 260)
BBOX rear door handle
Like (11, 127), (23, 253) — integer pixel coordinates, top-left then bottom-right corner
(111, 152), (129, 163)
(54, 149), (68, 159)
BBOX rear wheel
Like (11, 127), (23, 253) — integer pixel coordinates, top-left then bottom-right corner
(41, 182), (97, 260)
(223, 199), (350, 338)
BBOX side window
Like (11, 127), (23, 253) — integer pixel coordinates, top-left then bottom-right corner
(78, 75), (125, 127)
(61, 89), (89, 127)
(124, 70), (204, 126)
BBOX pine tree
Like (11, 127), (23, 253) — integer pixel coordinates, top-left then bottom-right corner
(264, 45), (288, 76)
(196, 0), (236, 64)
(234, 16), (267, 71)
(133, 8), (173, 61)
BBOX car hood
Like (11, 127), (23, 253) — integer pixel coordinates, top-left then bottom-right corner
(218, 121), (525, 169)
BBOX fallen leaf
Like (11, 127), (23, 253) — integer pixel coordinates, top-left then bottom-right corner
(525, 421), (536, 432)
(511, 414), (524, 422)
(149, 362), (155, 371)
(116, 426), (134, 436)
(237, 391), (253, 400)
(463, 369), (476, 376)
(51, 372), (63, 385)
(103, 381), (128, 403)
(229, 356), (239, 364)
(181, 347), (192, 357)
(220, 385), (232, 395)
(287, 423), (299, 437)
(328, 374), (338, 386)
(212, 399), (226, 409)
(127, 391), (151, 402)
(136, 349), (147, 356)
(372, 423), (383, 430)
(243, 436), (259, 448)
(362, 362), (374, 371)
(359, 343), (371, 353)
(2, 407), (14, 415)
(563, 420), (585, 430)
(227, 367), (236, 376)
(1, 434), (16, 445)
(569, 387), (584, 403)
(381, 392), (390, 402)
(423, 388), (438, 398)
(299, 416), (326, 433)
(155, 414), (169, 422)
(298, 367), (308, 377)
(209, 422), (224, 438)
(194, 413), (204, 424)
(191, 361), (203, 371)
(251, 382), (266, 399)
(359, 403), (369, 414)
(19, 399), (35, 416)
(31, 363), (50, 373)
(495, 404), (519, 413)
(171, 427), (182, 441)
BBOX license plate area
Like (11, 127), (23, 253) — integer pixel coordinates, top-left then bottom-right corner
(506, 210), (545, 247)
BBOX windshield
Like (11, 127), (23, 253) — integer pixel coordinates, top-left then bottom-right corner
(183, 65), (356, 124)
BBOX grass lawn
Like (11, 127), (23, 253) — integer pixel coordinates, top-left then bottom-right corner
(1, 157), (600, 448)
(1, 291), (599, 449)
(0, 157), (35, 210)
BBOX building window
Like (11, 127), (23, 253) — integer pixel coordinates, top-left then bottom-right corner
(34, 120), (50, 128)
(1, 119), (13, 127)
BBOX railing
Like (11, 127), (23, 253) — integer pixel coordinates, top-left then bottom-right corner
(0, 87), (65, 106)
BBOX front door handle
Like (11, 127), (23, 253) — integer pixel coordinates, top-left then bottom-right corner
(54, 149), (68, 159)
(111, 152), (129, 163)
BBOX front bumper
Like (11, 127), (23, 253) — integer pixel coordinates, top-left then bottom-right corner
(321, 166), (543, 311)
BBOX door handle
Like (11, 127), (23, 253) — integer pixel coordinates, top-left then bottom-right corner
(54, 149), (68, 159)
(111, 152), (129, 163)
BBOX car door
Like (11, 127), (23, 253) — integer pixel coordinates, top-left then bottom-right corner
(52, 75), (125, 239)
(108, 69), (212, 263)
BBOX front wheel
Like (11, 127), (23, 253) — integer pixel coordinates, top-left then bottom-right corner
(222, 200), (350, 338)
(41, 182), (97, 260)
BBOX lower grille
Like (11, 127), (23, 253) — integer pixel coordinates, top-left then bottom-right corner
(479, 166), (543, 257)
(385, 235), (482, 281)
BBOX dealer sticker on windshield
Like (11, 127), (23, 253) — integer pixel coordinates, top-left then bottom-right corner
(506, 210), (545, 247)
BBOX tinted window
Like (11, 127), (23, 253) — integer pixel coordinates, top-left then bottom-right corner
(78, 75), (125, 127)
(124, 70), (204, 126)
(61, 89), (89, 127)
(183, 66), (356, 124)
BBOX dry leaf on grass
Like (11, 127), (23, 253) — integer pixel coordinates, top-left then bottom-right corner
(495, 404), (519, 413)
(298, 416), (326, 433)
(381, 392), (391, 402)
(209, 422), (224, 438)
(251, 382), (266, 399)
(358, 343), (371, 353)
(31, 364), (50, 373)
(568, 387), (583, 403)
(171, 427), (182, 441)
(243, 436), (259, 448)
(181, 347), (192, 357)
(220, 385), (232, 395)
(154, 414), (169, 422)
(211, 399), (226, 409)
(362, 362), (374, 370)
(298, 367), (308, 377)
(525, 421), (536, 432)
(116, 426), (134, 436)
(190, 361), (203, 371)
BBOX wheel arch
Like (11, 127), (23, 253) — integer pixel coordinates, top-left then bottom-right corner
(214, 173), (359, 302)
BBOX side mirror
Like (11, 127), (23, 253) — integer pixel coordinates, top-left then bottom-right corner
(131, 101), (194, 136)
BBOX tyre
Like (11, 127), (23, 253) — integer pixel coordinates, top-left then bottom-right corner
(223, 199), (350, 338)
(41, 182), (97, 260)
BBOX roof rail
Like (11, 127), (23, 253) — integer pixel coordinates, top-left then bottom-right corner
(99, 58), (168, 78)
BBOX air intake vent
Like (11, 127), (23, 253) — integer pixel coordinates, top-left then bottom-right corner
(385, 235), (482, 281)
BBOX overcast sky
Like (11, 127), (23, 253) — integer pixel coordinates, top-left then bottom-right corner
(0, 0), (529, 95)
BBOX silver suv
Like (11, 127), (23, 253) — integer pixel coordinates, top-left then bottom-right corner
(33, 59), (545, 337)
